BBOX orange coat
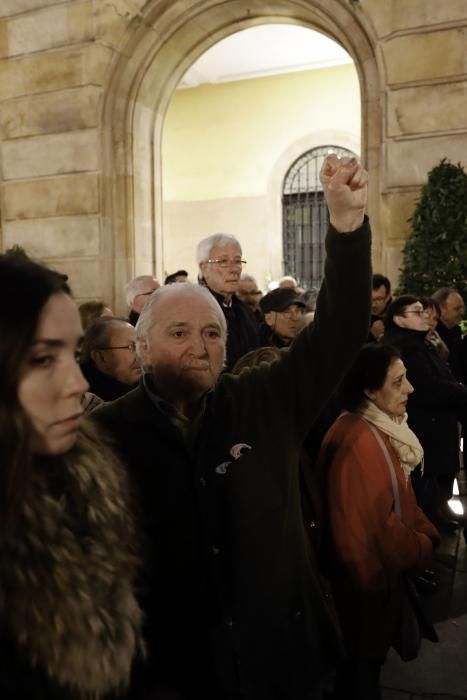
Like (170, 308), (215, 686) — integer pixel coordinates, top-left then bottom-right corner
(318, 413), (439, 659)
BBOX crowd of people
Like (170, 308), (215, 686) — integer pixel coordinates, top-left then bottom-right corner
(0, 153), (464, 700)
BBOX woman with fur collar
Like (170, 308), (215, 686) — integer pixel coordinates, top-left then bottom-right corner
(0, 252), (143, 699)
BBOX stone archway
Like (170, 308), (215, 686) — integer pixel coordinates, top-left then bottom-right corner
(103, 0), (381, 311)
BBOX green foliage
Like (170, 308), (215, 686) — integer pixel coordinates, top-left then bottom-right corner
(397, 159), (467, 302)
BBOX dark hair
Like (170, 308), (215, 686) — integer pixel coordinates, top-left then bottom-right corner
(0, 254), (70, 528)
(384, 294), (419, 332)
(81, 317), (130, 363)
(232, 346), (284, 374)
(78, 301), (109, 331)
(340, 343), (402, 412)
(372, 273), (391, 294)
(420, 296), (441, 316)
(431, 287), (459, 307)
(164, 270), (188, 285)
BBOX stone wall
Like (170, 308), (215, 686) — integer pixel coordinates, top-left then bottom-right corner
(0, 0), (466, 310)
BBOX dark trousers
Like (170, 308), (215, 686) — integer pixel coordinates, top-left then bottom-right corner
(329, 659), (383, 700)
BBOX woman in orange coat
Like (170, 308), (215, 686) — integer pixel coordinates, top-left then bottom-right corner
(318, 343), (439, 700)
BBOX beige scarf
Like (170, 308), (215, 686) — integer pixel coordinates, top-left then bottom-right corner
(355, 400), (424, 481)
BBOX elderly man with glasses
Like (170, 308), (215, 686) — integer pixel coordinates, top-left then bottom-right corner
(197, 233), (260, 370)
(80, 317), (141, 401)
(92, 155), (371, 700)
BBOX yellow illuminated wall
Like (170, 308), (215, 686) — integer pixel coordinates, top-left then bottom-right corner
(161, 63), (360, 287)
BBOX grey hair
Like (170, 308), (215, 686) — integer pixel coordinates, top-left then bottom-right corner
(81, 317), (132, 363)
(124, 275), (158, 308)
(240, 272), (257, 283)
(196, 233), (242, 265)
(135, 282), (228, 365)
(431, 287), (460, 307)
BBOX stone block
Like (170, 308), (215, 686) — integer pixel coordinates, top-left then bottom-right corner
(0, 1), (73, 18)
(45, 258), (103, 298)
(381, 189), (420, 242)
(3, 215), (100, 258)
(5, 1), (94, 57)
(384, 28), (466, 84)
(392, 0), (467, 31)
(0, 86), (101, 139)
(2, 173), (99, 220)
(94, 0), (143, 52)
(385, 134), (467, 188)
(1, 129), (99, 180)
(0, 49), (85, 101)
(387, 82), (467, 136)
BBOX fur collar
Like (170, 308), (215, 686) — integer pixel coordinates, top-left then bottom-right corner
(0, 420), (143, 697)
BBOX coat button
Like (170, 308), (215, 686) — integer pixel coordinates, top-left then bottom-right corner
(210, 545), (220, 555)
(199, 476), (207, 487)
(225, 617), (233, 628)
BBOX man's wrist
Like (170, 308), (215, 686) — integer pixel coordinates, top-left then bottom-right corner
(330, 212), (365, 233)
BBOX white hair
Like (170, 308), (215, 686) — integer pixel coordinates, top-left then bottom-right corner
(240, 272), (257, 283)
(135, 282), (228, 365)
(124, 275), (158, 307)
(196, 233), (242, 265)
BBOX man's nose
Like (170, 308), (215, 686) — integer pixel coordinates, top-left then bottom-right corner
(191, 333), (208, 355)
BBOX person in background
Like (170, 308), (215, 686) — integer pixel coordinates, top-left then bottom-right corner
(259, 287), (306, 348)
(197, 233), (260, 371)
(80, 317), (141, 401)
(369, 273), (392, 342)
(431, 287), (465, 381)
(420, 296), (450, 363)
(125, 274), (160, 326)
(384, 295), (467, 530)
(78, 300), (114, 331)
(279, 275), (299, 292)
(0, 254), (142, 699)
(236, 273), (263, 323)
(164, 269), (188, 285)
(318, 343), (439, 700)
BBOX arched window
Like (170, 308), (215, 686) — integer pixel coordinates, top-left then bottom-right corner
(282, 145), (357, 289)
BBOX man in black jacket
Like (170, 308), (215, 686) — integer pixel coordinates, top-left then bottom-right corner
(92, 155), (371, 700)
(197, 233), (260, 370)
(81, 317), (141, 401)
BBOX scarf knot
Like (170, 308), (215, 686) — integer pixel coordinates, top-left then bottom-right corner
(356, 400), (423, 482)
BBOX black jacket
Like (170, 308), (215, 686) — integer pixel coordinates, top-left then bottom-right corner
(93, 220), (372, 699)
(81, 361), (136, 402)
(384, 325), (467, 476)
(205, 286), (260, 370)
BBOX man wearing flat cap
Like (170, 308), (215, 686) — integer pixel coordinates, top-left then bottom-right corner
(259, 286), (306, 347)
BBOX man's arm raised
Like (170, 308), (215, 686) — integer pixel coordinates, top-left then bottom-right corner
(320, 154), (368, 233)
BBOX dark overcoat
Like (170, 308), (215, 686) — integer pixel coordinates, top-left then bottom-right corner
(384, 326), (467, 476)
(93, 221), (372, 700)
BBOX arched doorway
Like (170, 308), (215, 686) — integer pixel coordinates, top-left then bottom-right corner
(102, 0), (381, 310)
(282, 145), (357, 289)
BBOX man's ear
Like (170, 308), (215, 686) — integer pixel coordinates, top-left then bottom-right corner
(137, 339), (152, 370)
(264, 311), (275, 329)
(91, 349), (106, 371)
(199, 262), (207, 279)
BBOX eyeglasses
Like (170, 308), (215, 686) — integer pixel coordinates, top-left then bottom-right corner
(277, 307), (305, 319)
(207, 258), (247, 268)
(98, 343), (137, 353)
(405, 309), (428, 317)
